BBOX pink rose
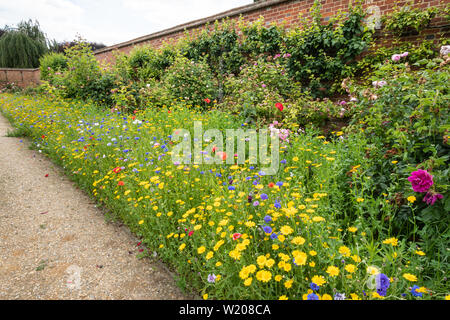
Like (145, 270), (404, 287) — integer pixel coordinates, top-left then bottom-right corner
(423, 192), (443, 205)
(407, 169), (433, 193)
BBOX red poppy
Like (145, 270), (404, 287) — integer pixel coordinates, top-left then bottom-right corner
(188, 230), (194, 237)
(275, 102), (283, 111)
(268, 182), (275, 188)
(44, 174), (49, 178)
(212, 146), (217, 153)
(204, 98), (211, 104)
(136, 241), (142, 247)
(118, 181), (124, 186)
(217, 151), (227, 161)
(233, 233), (242, 240)
(113, 167), (122, 174)
(41, 135), (46, 139)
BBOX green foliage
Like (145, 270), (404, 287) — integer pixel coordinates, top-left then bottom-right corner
(220, 58), (293, 121)
(0, 19), (49, 68)
(381, 3), (438, 36)
(284, 0), (372, 97)
(39, 52), (68, 81)
(0, 31), (47, 68)
(127, 44), (176, 81)
(240, 18), (285, 57)
(183, 20), (245, 80)
(163, 55), (217, 108)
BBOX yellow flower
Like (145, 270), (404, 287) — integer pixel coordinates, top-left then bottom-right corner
(138, 220), (144, 225)
(203, 294), (208, 300)
(197, 246), (206, 254)
(350, 293), (360, 300)
(407, 196), (416, 203)
(356, 198), (364, 203)
(321, 294), (332, 300)
(403, 273), (418, 282)
(229, 250), (241, 260)
(205, 251), (214, 260)
(371, 292), (384, 299)
(244, 277), (253, 286)
(280, 225), (294, 235)
(275, 275), (283, 282)
(415, 250), (425, 256)
(311, 275), (326, 286)
(257, 255), (267, 268)
(348, 226), (358, 233)
(179, 243), (186, 251)
(284, 279), (293, 289)
(292, 251), (307, 266)
(326, 266), (339, 277)
(256, 270), (272, 282)
(279, 295), (288, 300)
(338, 246), (351, 257)
(345, 264), (357, 273)
(445, 295), (450, 300)
(383, 237), (398, 246)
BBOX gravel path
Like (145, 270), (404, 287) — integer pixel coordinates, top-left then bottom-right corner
(0, 113), (192, 300)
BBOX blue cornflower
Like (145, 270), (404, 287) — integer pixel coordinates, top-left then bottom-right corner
(260, 193), (268, 200)
(263, 215), (272, 223)
(307, 293), (319, 300)
(274, 200), (281, 209)
(270, 233), (278, 240)
(410, 285), (423, 297)
(263, 226), (272, 234)
(310, 283), (320, 291)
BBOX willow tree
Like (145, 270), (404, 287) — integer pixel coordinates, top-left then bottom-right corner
(0, 20), (48, 68)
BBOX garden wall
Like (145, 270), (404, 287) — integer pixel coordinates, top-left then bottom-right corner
(94, 0), (450, 65)
(0, 68), (40, 89)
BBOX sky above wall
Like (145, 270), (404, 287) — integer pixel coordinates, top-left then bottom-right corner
(0, 0), (253, 46)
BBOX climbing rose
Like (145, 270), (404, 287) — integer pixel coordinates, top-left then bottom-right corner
(407, 170), (433, 193)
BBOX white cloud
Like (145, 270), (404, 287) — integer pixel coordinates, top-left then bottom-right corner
(0, 0), (253, 46)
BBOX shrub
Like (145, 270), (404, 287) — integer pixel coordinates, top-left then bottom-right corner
(39, 52), (68, 81)
(163, 55), (217, 108)
(220, 58), (294, 121)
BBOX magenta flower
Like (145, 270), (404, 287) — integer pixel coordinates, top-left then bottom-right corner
(423, 192), (443, 205)
(407, 170), (433, 193)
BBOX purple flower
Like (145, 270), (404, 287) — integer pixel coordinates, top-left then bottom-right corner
(270, 233), (278, 240)
(376, 273), (390, 296)
(423, 191), (443, 205)
(264, 215), (272, 223)
(407, 170), (433, 193)
(207, 274), (217, 283)
(260, 193), (268, 200)
(334, 293), (346, 300)
(253, 201), (260, 206)
(274, 200), (281, 209)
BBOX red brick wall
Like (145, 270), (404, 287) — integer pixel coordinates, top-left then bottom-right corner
(0, 68), (41, 89)
(94, 0), (450, 65)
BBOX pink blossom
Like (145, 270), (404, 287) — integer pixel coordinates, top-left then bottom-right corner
(400, 52), (409, 58)
(423, 191), (443, 205)
(407, 170), (433, 193)
(391, 54), (402, 62)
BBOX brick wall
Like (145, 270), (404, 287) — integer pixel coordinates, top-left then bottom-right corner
(94, 0), (450, 65)
(0, 68), (41, 89)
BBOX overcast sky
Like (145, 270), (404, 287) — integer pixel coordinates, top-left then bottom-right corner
(0, 0), (253, 46)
